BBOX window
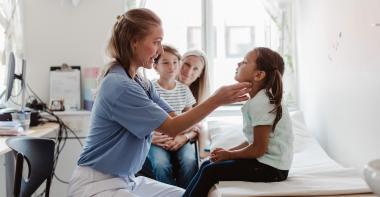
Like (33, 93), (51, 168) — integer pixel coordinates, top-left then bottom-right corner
(210, 0), (281, 91)
(225, 26), (255, 58)
(187, 26), (201, 50)
(187, 26), (217, 57)
(0, 1), (6, 102)
(0, 22), (5, 87)
(145, 0), (296, 106)
(144, 0), (202, 80)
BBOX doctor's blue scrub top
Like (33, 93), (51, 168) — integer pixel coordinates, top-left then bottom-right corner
(78, 65), (173, 177)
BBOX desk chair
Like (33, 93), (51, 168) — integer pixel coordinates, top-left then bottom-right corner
(190, 138), (200, 169)
(6, 137), (55, 197)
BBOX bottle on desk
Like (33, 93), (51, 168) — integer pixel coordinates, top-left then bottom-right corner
(11, 111), (31, 131)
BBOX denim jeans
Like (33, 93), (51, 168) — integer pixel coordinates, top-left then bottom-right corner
(183, 159), (289, 197)
(142, 143), (198, 189)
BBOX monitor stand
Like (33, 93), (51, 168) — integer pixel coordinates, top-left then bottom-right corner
(0, 90), (5, 109)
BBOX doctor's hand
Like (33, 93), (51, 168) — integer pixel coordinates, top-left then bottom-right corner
(210, 148), (232, 162)
(151, 131), (173, 147)
(210, 82), (251, 106)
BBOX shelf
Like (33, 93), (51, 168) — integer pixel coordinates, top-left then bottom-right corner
(43, 110), (91, 116)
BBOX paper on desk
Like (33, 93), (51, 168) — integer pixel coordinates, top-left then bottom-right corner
(0, 121), (25, 136)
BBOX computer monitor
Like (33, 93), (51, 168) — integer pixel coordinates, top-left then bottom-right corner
(0, 52), (26, 111)
(5, 52), (16, 101)
(0, 52), (16, 106)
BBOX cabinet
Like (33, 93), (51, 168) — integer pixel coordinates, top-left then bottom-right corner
(46, 111), (91, 197)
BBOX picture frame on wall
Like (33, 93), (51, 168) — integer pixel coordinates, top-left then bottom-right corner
(187, 26), (217, 57)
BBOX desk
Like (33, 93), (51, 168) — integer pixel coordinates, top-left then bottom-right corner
(0, 123), (59, 197)
(0, 123), (59, 155)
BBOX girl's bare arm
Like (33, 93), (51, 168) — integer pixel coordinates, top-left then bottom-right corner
(228, 125), (271, 159)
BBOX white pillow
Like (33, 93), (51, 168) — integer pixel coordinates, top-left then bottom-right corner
(208, 110), (312, 154)
(289, 110), (314, 153)
(207, 117), (246, 151)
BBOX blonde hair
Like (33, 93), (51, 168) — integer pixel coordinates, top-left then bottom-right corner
(181, 49), (210, 103)
(95, 8), (161, 93)
(106, 8), (161, 72)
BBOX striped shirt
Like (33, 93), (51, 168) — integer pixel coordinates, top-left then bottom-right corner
(153, 80), (196, 115)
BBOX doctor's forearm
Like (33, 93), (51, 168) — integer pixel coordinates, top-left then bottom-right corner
(156, 98), (218, 137)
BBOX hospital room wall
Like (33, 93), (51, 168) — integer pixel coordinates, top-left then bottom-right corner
(295, 0), (380, 170)
(23, 0), (124, 103)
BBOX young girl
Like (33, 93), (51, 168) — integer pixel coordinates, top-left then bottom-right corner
(144, 44), (199, 188)
(183, 47), (294, 197)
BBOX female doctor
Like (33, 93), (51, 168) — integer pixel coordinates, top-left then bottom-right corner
(67, 8), (251, 197)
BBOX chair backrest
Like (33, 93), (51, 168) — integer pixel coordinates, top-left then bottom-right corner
(190, 139), (200, 169)
(6, 137), (55, 197)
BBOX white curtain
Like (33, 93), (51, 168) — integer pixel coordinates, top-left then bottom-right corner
(260, 0), (295, 71)
(260, 0), (297, 107)
(0, 0), (24, 64)
(124, 0), (146, 11)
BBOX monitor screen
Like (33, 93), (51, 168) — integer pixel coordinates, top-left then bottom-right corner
(0, 52), (27, 112)
(5, 52), (16, 101)
(0, 52), (17, 108)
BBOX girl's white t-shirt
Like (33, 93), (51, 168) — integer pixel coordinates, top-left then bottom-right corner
(241, 89), (294, 170)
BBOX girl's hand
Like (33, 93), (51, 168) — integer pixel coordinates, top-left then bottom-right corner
(211, 82), (251, 106)
(166, 134), (188, 151)
(210, 148), (232, 162)
(152, 131), (174, 147)
(191, 125), (201, 133)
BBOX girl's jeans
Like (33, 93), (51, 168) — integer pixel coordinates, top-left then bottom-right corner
(183, 159), (289, 197)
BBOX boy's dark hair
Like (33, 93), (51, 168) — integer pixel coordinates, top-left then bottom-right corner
(154, 44), (181, 64)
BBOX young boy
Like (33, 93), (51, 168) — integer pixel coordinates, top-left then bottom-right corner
(144, 44), (199, 188)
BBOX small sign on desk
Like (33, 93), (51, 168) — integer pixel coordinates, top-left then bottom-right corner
(50, 64), (81, 111)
